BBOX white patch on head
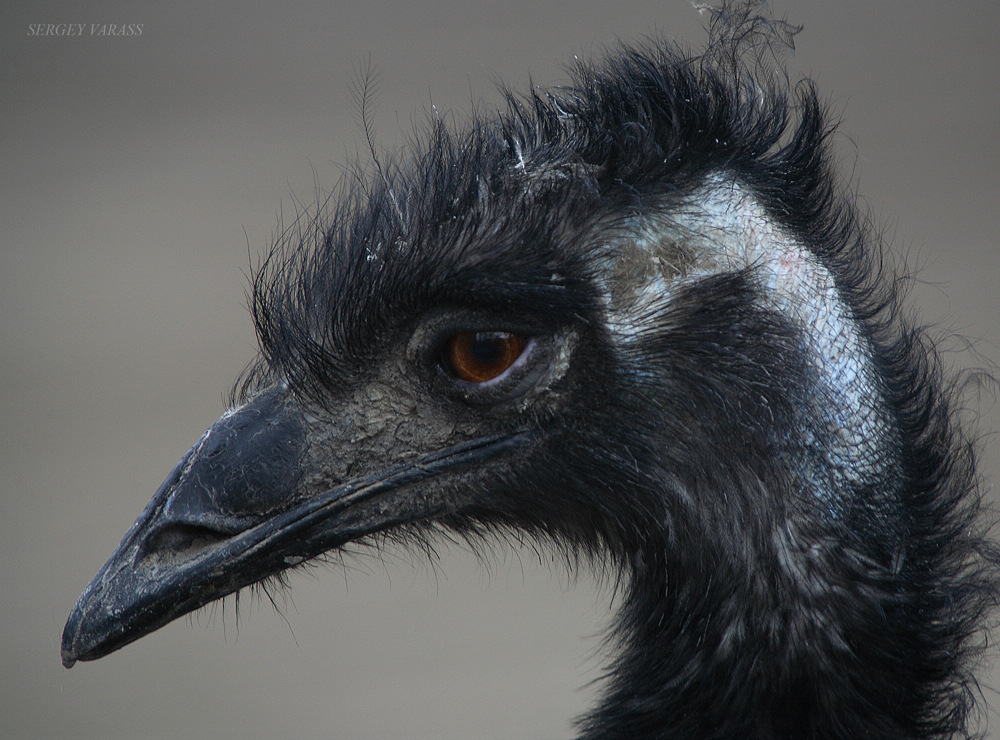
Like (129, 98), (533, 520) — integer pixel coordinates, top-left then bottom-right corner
(600, 175), (899, 508)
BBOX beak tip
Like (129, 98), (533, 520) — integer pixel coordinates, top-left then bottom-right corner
(61, 605), (84, 668)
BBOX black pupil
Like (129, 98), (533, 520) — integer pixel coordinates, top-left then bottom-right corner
(469, 333), (504, 366)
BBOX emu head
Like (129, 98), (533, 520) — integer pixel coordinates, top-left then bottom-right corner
(62, 10), (996, 739)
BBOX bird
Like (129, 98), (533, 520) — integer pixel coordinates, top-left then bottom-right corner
(60, 4), (998, 739)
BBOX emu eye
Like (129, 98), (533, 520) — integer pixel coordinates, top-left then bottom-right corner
(443, 331), (528, 383)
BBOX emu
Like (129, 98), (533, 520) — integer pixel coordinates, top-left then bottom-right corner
(61, 6), (997, 739)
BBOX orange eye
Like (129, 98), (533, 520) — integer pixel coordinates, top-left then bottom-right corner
(444, 331), (527, 383)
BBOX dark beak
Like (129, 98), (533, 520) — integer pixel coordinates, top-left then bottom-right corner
(61, 385), (529, 668)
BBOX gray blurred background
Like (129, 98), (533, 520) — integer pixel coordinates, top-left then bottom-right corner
(2, 2), (997, 738)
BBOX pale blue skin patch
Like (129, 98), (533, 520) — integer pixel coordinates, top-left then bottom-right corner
(597, 176), (902, 520)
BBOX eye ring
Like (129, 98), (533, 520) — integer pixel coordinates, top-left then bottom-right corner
(442, 331), (528, 384)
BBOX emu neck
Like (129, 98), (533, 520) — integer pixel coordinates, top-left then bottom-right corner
(579, 531), (925, 739)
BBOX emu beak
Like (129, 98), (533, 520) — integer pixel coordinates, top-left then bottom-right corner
(61, 385), (528, 668)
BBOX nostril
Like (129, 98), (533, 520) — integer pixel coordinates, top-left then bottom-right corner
(146, 523), (228, 561)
